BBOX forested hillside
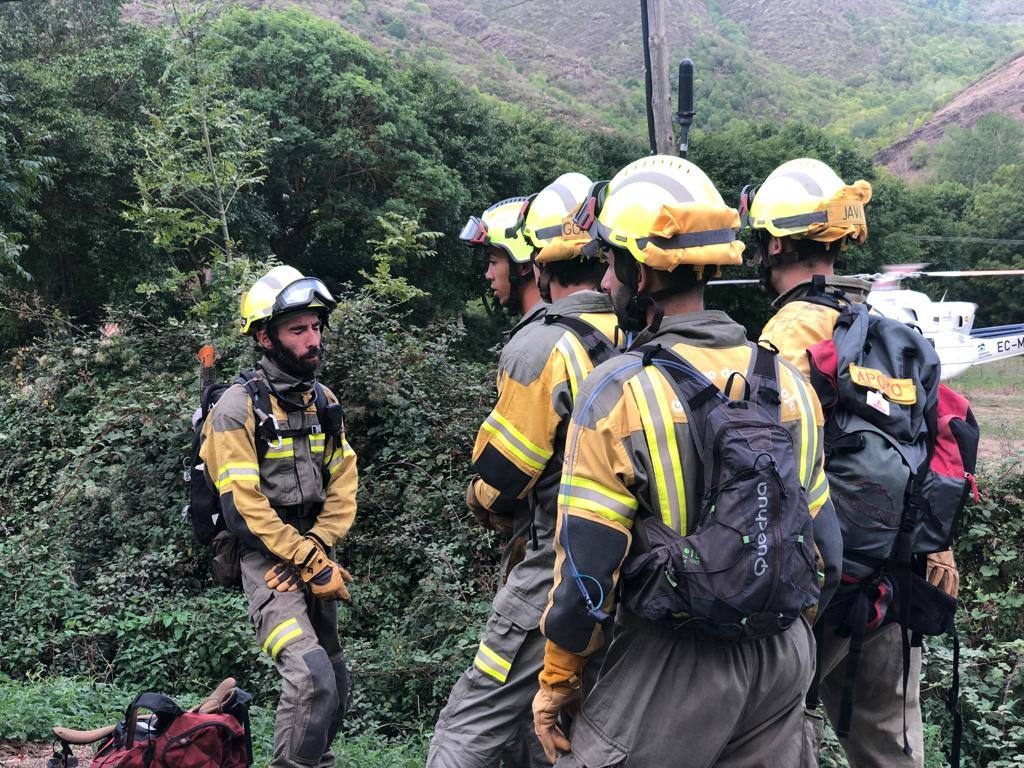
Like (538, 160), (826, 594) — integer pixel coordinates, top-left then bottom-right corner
(124, 0), (1024, 156)
(2, 2), (1024, 766)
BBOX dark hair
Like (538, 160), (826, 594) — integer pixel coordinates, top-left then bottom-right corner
(764, 233), (840, 268)
(611, 244), (709, 296)
(542, 257), (606, 290)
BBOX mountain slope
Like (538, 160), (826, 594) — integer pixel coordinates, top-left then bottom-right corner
(877, 52), (1024, 176)
(128, 0), (1024, 160)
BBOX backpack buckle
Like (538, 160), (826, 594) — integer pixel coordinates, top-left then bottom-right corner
(258, 412), (284, 449)
(309, 424), (322, 435)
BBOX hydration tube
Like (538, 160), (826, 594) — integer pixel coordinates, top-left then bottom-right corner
(560, 349), (728, 621)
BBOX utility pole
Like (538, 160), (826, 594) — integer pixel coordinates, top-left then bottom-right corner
(643, 0), (676, 155)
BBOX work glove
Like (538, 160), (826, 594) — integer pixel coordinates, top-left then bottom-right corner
(927, 549), (960, 598)
(532, 683), (579, 764)
(264, 562), (302, 592)
(298, 536), (355, 602)
(466, 479), (514, 535)
(308, 562), (354, 602)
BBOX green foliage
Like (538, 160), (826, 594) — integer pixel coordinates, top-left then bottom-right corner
(932, 113), (1024, 187)
(124, 2), (277, 263)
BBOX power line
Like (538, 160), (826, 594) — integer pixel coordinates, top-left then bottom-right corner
(903, 235), (1024, 246)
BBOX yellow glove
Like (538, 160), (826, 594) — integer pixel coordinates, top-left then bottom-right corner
(264, 562), (302, 592)
(466, 479), (514, 535)
(927, 550), (960, 598)
(307, 562), (354, 602)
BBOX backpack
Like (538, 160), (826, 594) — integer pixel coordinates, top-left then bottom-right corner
(802, 278), (978, 762)
(183, 370), (343, 547)
(618, 342), (820, 641)
(50, 687), (252, 768)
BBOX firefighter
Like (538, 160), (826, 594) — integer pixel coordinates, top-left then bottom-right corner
(532, 155), (842, 767)
(745, 158), (959, 767)
(429, 174), (620, 768)
(200, 265), (356, 768)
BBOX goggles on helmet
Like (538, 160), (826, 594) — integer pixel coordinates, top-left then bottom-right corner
(459, 216), (489, 246)
(272, 277), (336, 317)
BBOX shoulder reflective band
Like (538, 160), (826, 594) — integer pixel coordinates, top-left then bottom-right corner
(641, 227), (738, 251)
(459, 216), (488, 245)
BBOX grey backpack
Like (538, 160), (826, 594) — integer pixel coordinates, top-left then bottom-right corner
(802, 281), (953, 757)
(620, 342), (820, 641)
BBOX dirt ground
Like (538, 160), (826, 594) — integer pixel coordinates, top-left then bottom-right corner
(0, 740), (92, 768)
(950, 357), (1024, 464)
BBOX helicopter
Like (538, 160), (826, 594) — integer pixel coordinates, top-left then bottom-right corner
(712, 264), (1024, 380)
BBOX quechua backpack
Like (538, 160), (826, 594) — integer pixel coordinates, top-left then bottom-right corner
(619, 342), (820, 641)
(802, 277), (977, 761)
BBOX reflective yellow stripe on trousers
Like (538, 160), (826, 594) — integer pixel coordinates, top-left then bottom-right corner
(473, 641), (511, 684)
(262, 617), (304, 660)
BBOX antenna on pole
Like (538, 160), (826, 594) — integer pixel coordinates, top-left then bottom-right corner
(675, 59), (694, 158)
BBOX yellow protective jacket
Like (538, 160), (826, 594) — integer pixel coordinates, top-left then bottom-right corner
(540, 310), (842, 664)
(760, 276), (872, 378)
(471, 290), (619, 624)
(199, 356), (358, 566)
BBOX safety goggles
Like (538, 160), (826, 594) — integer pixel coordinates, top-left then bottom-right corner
(571, 180), (610, 233)
(273, 277), (336, 315)
(458, 216), (489, 246)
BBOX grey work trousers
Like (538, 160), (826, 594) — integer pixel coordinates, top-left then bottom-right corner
(555, 611), (816, 768)
(427, 608), (551, 768)
(816, 622), (924, 768)
(241, 548), (349, 768)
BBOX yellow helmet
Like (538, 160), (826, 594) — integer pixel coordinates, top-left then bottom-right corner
(584, 155), (744, 271)
(524, 173), (595, 263)
(742, 158), (872, 244)
(458, 196), (535, 265)
(240, 265), (336, 336)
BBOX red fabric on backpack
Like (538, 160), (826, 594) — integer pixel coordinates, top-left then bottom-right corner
(806, 338), (839, 410)
(932, 384), (970, 479)
(93, 712), (248, 768)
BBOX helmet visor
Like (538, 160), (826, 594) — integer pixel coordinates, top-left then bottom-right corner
(273, 277), (336, 316)
(459, 216), (489, 246)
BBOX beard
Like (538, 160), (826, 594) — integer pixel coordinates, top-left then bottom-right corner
(267, 337), (322, 379)
(610, 283), (650, 334)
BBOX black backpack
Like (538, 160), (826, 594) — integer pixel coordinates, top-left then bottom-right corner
(618, 342), (820, 641)
(183, 370), (341, 546)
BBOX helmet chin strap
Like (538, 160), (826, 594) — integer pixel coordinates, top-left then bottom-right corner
(612, 253), (671, 346)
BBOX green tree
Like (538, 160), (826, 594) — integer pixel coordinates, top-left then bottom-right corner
(0, 77), (53, 278)
(124, 1), (276, 264)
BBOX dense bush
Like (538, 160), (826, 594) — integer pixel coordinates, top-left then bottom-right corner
(0, 254), (499, 738)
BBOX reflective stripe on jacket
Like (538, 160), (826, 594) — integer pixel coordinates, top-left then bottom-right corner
(540, 310), (840, 660)
(472, 290), (618, 620)
(199, 356), (357, 565)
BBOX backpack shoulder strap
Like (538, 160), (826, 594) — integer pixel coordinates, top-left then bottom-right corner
(236, 370), (276, 461)
(544, 313), (617, 366)
(798, 274), (848, 312)
(632, 343), (729, 462)
(748, 342), (782, 421)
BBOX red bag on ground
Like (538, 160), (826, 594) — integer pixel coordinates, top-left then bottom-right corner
(91, 693), (250, 768)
